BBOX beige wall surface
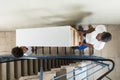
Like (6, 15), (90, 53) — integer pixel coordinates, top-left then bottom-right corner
(0, 31), (15, 55)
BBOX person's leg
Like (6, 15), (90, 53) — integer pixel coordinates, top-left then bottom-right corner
(75, 45), (87, 50)
(75, 40), (87, 50)
(78, 30), (87, 37)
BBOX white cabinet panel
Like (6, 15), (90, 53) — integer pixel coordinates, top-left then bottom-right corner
(16, 26), (82, 47)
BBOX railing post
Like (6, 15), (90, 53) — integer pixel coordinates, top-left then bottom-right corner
(73, 69), (75, 80)
(40, 67), (43, 80)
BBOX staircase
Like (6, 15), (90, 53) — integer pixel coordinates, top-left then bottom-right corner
(0, 47), (114, 80)
(0, 47), (81, 80)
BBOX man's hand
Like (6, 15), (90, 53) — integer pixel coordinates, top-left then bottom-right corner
(88, 24), (93, 29)
(87, 25), (95, 33)
(79, 42), (82, 45)
(86, 28), (95, 33)
(88, 27), (95, 33)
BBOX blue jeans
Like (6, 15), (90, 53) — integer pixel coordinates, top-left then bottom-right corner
(75, 40), (87, 50)
(75, 30), (87, 50)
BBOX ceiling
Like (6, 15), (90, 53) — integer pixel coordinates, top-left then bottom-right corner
(0, 0), (120, 31)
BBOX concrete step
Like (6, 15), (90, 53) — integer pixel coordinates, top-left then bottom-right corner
(58, 47), (66, 55)
(55, 68), (67, 80)
(28, 59), (34, 75)
(7, 62), (15, 80)
(19, 71), (56, 80)
(33, 60), (38, 75)
(51, 68), (61, 72)
(61, 65), (75, 80)
(69, 62), (81, 68)
(21, 60), (28, 76)
(18, 61), (83, 80)
(19, 74), (39, 80)
(14, 61), (22, 79)
(19, 68), (67, 80)
(43, 71), (56, 80)
(0, 63), (7, 80)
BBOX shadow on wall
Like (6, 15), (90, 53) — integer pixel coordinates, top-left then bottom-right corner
(15, 4), (92, 29)
(40, 5), (92, 26)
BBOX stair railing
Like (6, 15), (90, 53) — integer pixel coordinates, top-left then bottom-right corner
(0, 55), (115, 80)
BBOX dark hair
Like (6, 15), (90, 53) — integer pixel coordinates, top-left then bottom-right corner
(11, 47), (24, 58)
(101, 32), (112, 42)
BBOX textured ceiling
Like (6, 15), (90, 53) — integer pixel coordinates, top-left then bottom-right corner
(0, 0), (120, 31)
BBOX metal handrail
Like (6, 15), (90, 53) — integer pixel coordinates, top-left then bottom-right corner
(51, 63), (94, 80)
(51, 61), (110, 80)
(0, 55), (115, 80)
(67, 64), (102, 80)
(81, 65), (106, 80)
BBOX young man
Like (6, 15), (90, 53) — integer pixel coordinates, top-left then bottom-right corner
(75, 25), (112, 50)
(11, 46), (34, 58)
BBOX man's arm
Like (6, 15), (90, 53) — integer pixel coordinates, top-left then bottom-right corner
(82, 43), (93, 48)
(78, 25), (95, 35)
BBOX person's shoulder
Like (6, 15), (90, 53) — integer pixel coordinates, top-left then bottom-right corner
(95, 25), (106, 30)
(94, 41), (105, 50)
(95, 25), (107, 32)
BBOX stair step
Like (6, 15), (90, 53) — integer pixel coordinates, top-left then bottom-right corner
(0, 63), (7, 80)
(7, 62), (15, 80)
(14, 61), (22, 79)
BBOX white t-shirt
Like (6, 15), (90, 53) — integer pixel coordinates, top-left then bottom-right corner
(24, 47), (33, 56)
(86, 25), (107, 50)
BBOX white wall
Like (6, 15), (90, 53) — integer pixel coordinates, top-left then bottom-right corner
(0, 0), (120, 31)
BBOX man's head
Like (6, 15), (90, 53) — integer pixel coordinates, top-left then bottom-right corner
(11, 47), (24, 58)
(20, 46), (28, 53)
(96, 32), (112, 42)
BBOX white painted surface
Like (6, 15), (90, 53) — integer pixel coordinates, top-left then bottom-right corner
(0, 0), (120, 31)
(16, 26), (72, 46)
